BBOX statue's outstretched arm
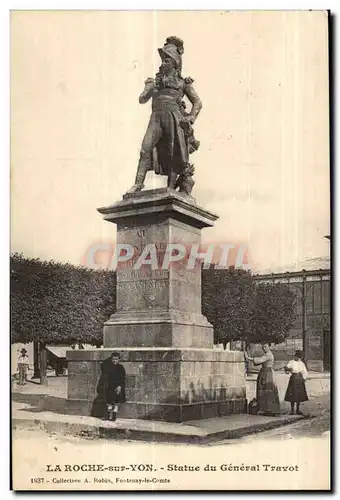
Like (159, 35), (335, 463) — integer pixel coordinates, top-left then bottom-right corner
(139, 78), (155, 104)
(184, 82), (202, 124)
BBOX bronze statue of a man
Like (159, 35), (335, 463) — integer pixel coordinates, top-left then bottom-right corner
(126, 36), (202, 196)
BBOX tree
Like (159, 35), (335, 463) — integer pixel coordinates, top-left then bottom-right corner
(11, 253), (297, 383)
(11, 253), (116, 384)
(202, 266), (255, 346)
(250, 282), (296, 344)
(202, 266), (296, 347)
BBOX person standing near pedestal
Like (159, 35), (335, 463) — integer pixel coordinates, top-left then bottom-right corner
(284, 350), (309, 415)
(91, 352), (126, 421)
(245, 344), (280, 416)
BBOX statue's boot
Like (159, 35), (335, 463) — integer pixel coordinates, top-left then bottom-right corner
(125, 154), (148, 195)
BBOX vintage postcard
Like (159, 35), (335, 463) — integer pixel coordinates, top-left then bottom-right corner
(11, 10), (331, 491)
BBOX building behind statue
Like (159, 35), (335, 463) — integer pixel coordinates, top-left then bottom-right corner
(248, 262), (330, 372)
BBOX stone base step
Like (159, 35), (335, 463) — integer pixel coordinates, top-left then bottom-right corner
(12, 410), (306, 444)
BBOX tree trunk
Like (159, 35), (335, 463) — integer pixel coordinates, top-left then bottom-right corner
(243, 340), (250, 375)
(39, 342), (48, 385)
(31, 341), (41, 379)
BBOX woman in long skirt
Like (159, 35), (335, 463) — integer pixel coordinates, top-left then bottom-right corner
(245, 343), (280, 416)
(284, 350), (308, 415)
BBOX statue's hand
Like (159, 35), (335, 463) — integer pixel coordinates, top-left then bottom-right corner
(139, 78), (156, 104)
(179, 116), (194, 133)
(154, 73), (163, 90)
(183, 116), (195, 125)
(144, 77), (155, 86)
(144, 78), (156, 92)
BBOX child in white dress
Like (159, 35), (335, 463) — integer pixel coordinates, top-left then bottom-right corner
(284, 350), (308, 415)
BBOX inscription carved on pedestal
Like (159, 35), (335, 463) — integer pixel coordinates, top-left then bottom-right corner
(117, 279), (169, 310)
(118, 269), (170, 281)
(119, 280), (167, 293)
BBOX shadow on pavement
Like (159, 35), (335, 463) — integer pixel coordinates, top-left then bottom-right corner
(12, 392), (68, 415)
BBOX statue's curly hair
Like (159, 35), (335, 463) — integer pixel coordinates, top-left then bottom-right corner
(165, 36), (184, 55)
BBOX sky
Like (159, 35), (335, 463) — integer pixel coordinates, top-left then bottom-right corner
(10, 10), (330, 273)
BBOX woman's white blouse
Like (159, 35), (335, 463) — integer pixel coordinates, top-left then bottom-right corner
(286, 360), (308, 380)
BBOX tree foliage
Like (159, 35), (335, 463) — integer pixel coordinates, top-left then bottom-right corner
(11, 254), (296, 348)
(202, 267), (296, 345)
(11, 253), (116, 345)
(202, 267), (255, 344)
(250, 282), (296, 344)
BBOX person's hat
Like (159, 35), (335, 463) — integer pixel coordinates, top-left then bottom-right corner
(295, 350), (303, 358)
(20, 348), (27, 354)
(158, 36), (184, 71)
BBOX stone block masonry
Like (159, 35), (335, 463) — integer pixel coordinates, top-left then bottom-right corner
(67, 189), (247, 423)
(67, 348), (247, 423)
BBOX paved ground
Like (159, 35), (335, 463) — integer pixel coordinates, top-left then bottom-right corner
(217, 394), (330, 444)
(11, 373), (331, 491)
(12, 406), (306, 444)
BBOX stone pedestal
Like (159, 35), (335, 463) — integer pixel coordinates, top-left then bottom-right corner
(67, 188), (247, 422)
(100, 188), (217, 348)
(67, 348), (247, 422)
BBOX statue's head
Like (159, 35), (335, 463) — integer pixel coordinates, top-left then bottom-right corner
(158, 36), (184, 74)
(159, 56), (177, 75)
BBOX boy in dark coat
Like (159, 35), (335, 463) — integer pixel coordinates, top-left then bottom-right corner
(91, 352), (126, 421)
